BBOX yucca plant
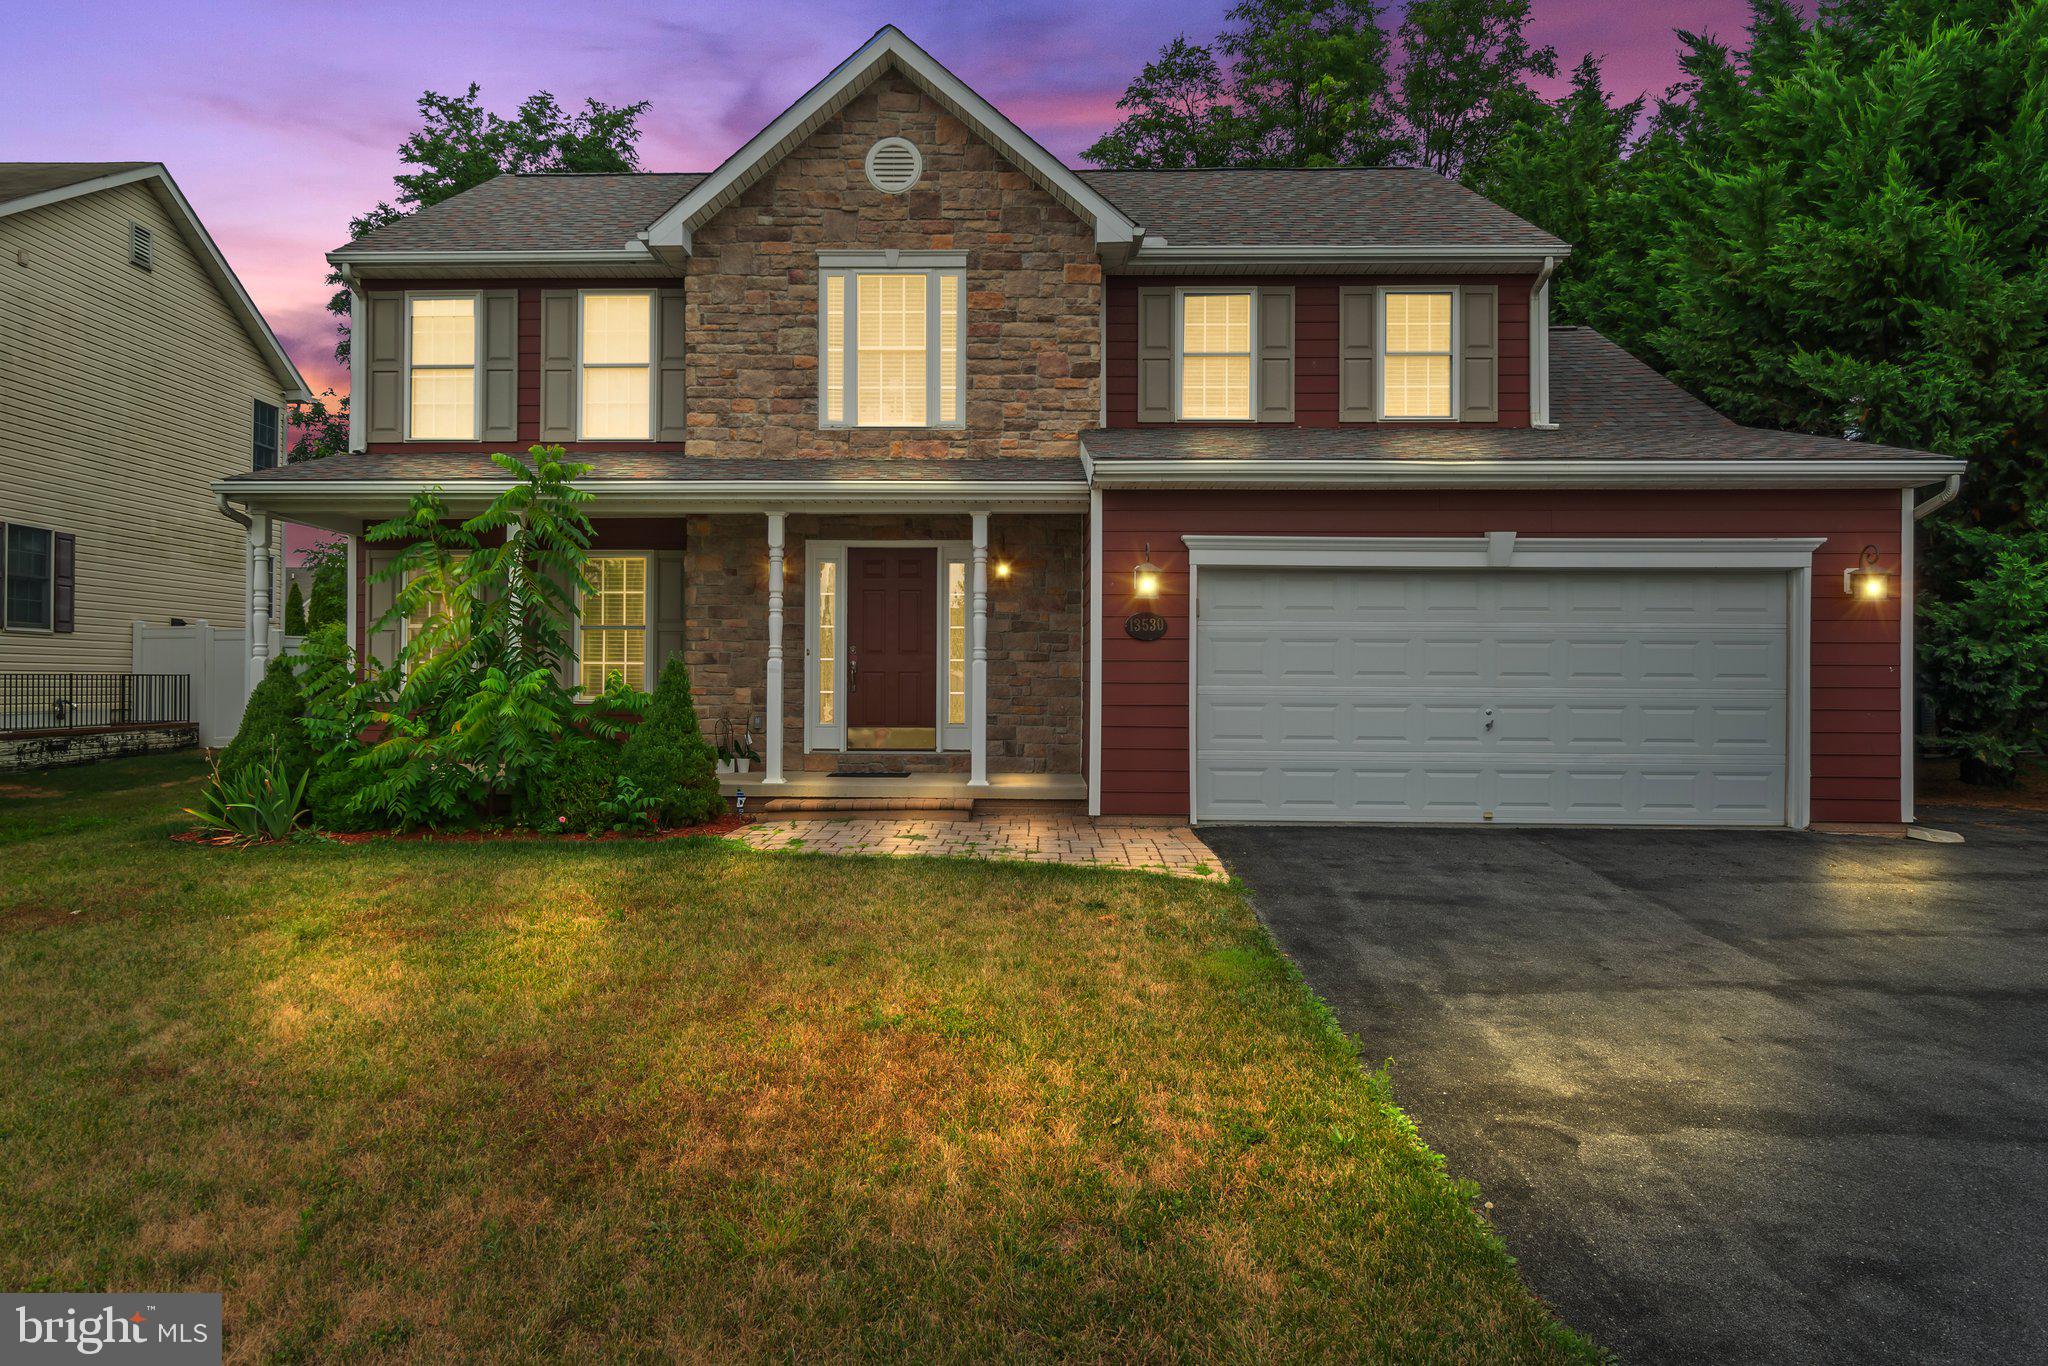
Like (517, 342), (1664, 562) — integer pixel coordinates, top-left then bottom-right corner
(185, 752), (309, 843)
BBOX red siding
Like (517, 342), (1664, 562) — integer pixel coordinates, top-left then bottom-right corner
(362, 278), (687, 456)
(1105, 274), (1533, 429)
(1099, 488), (1905, 823)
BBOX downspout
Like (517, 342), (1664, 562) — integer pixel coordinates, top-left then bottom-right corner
(1913, 473), (1961, 520)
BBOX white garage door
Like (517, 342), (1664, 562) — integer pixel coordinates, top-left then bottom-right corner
(1195, 568), (1790, 825)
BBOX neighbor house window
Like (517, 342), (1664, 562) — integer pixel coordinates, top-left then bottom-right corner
(1382, 291), (1455, 419)
(1178, 290), (1255, 420)
(407, 296), (478, 439)
(580, 292), (653, 439)
(579, 555), (648, 693)
(4, 524), (54, 631)
(253, 400), (280, 470)
(818, 267), (964, 428)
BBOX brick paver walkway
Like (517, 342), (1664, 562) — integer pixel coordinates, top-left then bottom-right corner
(734, 815), (1225, 879)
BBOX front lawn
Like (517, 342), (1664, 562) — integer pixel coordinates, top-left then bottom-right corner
(0, 753), (1592, 1361)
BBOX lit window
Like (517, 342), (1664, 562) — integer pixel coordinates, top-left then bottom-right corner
(816, 559), (838, 725)
(579, 555), (648, 693)
(819, 268), (965, 428)
(1382, 292), (1454, 419)
(4, 524), (54, 631)
(581, 293), (652, 438)
(408, 297), (477, 439)
(403, 553), (469, 646)
(1179, 291), (1254, 420)
(946, 561), (967, 726)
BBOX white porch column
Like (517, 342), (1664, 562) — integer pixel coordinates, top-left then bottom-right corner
(969, 511), (990, 788)
(246, 512), (273, 693)
(763, 512), (787, 786)
(343, 530), (359, 664)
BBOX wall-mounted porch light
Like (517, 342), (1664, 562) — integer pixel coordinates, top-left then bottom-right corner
(1127, 544), (1167, 641)
(1843, 544), (1889, 600)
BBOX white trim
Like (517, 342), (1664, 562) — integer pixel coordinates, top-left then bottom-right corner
(346, 286), (367, 451)
(343, 530), (359, 665)
(0, 164), (311, 399)
(1901, 487), (1915, 824)
(1131, 243), (1568, 268)
(1181, 534), (1828, 571)
(816, 249), (966, 269)
(1377, 285), (1460, 421)
(1085, 456), (1969, 490)
(644, 26), (1137, 253)
(1181, 534), (1819, 830)
(1172, 286), (1260, 422)
(817, 263), (967, 430)
(400, 290), (483, 443)
(1531, 258), (1556, 429)
(968, 513), (991, 787)
(1087, 486), (1103, 817)
(764, 516), (786, 786)
(575, 289), (659, 441)
(328, 247), (657, 268)
(219, 481), (1092, 521)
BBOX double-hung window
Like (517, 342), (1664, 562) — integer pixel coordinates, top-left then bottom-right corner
(253, 400), (280, 470)
(580, 292), (654, 439)
(1381, 290), (1455, 419)
(819, 259), (964, 429)
(579, 555), (648, 694)
(3, 524), (54, 631)
(1177, 289), (1256, 421)
(407, 295), (479, 439)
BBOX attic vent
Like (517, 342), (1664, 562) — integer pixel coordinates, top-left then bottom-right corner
(128, 223), (153, 271)
(864, 137), (923, 194)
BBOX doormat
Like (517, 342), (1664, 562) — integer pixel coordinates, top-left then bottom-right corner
(826, 768), (913, 778)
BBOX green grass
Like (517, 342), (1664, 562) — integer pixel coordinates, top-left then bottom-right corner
(0, 753), (1594, 1362)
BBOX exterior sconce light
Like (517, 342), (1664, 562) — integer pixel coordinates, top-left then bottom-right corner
(1126, 544), (1167, 641)
(1843, 544), (1889, 600)
(993, 556), (1013, 581)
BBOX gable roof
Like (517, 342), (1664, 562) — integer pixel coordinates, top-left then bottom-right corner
(643, 26), (1137, 253)
(334, 171), (703, 257)
(0, 162), (311, 399)
(1081, 168), (1564, 252)
(1080, 328), (1963, 485)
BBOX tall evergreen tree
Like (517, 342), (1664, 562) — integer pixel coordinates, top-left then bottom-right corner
(1085, 37), (1241, 169)
(1218, 0), (1406, 165)
(1395, 0), (1558, 177)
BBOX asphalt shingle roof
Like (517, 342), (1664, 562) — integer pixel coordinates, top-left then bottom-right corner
(1078, 168), (1565, 250)
(225, 452), (1086, 485)
(336, 172), (704, 254)
(0, 162), (155, 206)
(1080, 329), (1943, 464)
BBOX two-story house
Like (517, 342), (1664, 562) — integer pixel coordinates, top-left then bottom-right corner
(1, 162), (310, 693)
(216, 27), (1963, 828)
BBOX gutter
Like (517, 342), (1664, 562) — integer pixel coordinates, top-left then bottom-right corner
(1913, 473), (1962, 520)
(1084, 456), (1969, 490)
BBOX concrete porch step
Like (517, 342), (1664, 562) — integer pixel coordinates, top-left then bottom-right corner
(748, 796), (975, 820)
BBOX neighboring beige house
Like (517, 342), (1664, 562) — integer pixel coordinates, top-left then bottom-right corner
(0, 163), (309, 677)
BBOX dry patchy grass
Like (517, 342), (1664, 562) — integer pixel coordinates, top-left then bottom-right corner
(0, 753), (1593, 1363)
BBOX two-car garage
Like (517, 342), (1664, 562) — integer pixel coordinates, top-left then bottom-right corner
(1192, 556), (1797, 825)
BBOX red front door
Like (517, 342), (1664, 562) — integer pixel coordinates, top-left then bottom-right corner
(847, 547), (938, 750)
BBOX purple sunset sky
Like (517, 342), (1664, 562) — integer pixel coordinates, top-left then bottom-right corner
(3, 1), (1765, 399)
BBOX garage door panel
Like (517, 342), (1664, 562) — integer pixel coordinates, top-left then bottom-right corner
(1196, 567), (1791, 825)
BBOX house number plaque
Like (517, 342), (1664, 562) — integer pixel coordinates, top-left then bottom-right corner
(1124, 611), (1168, 642)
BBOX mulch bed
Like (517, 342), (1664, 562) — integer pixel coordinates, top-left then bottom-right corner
(172, 812), (751, 847)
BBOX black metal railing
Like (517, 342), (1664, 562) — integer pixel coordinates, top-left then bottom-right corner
(0, 673), (192, 734)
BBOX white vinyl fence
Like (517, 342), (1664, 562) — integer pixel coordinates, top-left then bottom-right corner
(132, 620), (288, 748)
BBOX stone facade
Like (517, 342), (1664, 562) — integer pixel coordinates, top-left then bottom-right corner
(683, 72), (1101, 460)
(682, 514), (1085, 775)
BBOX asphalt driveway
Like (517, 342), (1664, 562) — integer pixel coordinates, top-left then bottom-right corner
(1204, 809), (2048, 1365)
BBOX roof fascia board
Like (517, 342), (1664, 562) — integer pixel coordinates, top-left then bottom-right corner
(326, 247), (659, 269)
(217, 477), (1090, 507)
(4, 164), (311, 400)
(1127, 243), (1570, 270)
(1085, 457), (1968, 489)
(644, 27), (1137, 252)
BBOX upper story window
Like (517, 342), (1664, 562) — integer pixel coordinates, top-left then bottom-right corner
(1178, 290), (1255, 421)
(1381, 290), (1455, 419)
(407, 296), (478, 440)
(579, 292), (654, 439)
(253, 400), (280, 470)
(819, 261), (964, 429)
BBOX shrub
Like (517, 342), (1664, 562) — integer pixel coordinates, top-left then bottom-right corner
(283, 581), (307, 635)
(1920, 523), (2048, 785)
(514, 736), (621, 834)
(618, 657), (724, 826)
(185, 750), (308, 843)
(220, 654), (314, 779)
